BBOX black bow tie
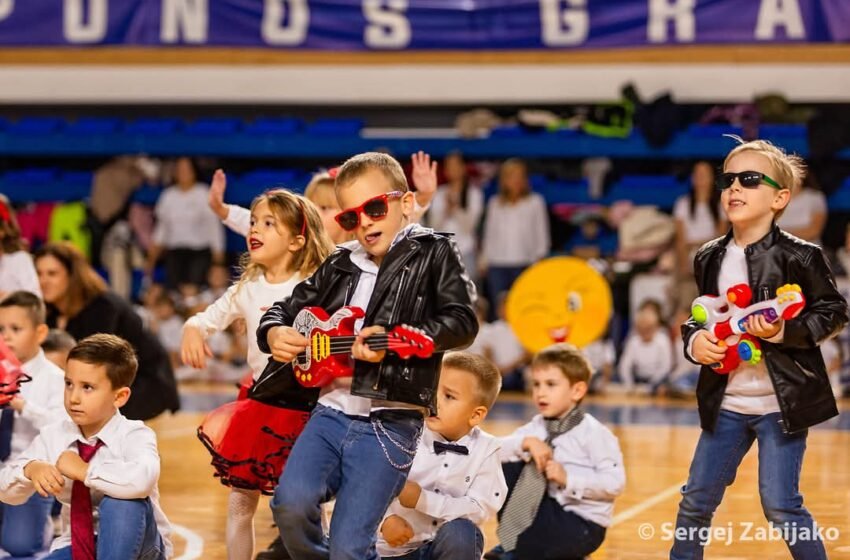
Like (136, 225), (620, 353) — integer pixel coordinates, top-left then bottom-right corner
(433, 441), (469, 455)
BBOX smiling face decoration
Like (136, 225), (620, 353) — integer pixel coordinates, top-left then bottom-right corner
(506, 257), (613, 352)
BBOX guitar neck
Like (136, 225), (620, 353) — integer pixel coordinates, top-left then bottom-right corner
(317, 333), (395, 357)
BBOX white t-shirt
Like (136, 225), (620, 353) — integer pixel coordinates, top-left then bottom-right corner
(0, 251), (41, 297)
(466, 320), (525, 371)
(673, 195), (720, 245)
(153, 184), (225, 252)
(482, 193), (550, 267)
(717, 242), (781, 415)
(185, 272), (302, 379)
(617, 330), (673, 389)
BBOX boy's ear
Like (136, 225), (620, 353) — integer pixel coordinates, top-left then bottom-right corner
(114, 387), (131, 409)
(570, 380), (589, 402)
(35, 323), (49, 345)
(400, 191), (415, 218)
(469, 405), (489, 428)
(772, 188), (792, 212)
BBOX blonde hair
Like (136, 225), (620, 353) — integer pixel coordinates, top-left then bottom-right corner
(498, 158), (530, 201)
(723, 137), (806, 220)
(237, 190), (334, 290)
(304, 171), (335, 201)
(335, 152), (409, 193)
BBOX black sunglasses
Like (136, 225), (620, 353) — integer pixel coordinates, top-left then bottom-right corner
(716, 171), (782, 191)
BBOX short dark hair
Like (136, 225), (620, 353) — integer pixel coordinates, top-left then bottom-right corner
(0, 291), (46, 326)
(42, 329), (77, 353)
(335, 152), (409, 194)
(68, 334), (138, 389)
(442, 351), (502, 408)
(532, 343), (592, 386)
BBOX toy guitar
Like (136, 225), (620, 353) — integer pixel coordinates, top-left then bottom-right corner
(691, 283), (805, 374)
(291, 306), (435, 388)
(0, 337), (31, 406)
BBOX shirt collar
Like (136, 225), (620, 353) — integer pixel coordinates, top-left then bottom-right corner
(423, 425), (479, 450)
(346, 223), (423, 274)
(61, 410), (124, 448)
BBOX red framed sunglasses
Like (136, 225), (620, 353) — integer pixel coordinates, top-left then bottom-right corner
(334, 191), (404, 231)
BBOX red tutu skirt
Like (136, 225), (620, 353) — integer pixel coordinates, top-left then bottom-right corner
(197, 396), (310, 495)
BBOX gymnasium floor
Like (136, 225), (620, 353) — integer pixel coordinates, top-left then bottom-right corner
(153, 384), (850, 559)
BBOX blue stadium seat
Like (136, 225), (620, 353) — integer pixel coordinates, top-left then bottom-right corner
(184, 118), (241, 135)
(58, 171), (93, 199)
(827, 178), (850, 211)
(1, 168), (59, 202)
(686, 123), (744, 138)
(604, 175), (688, 208)
(8, 117), (64, 135)
(540, 179), (593, 205)
(305, 118), (364, 136)
(66, 117), (122, 135)
(490, 125), (526, 138)
(132, 185), (162, 206)
(125, 118), (181, 135)
(759, 124), (806, 138)
(243, 117), (302, 135)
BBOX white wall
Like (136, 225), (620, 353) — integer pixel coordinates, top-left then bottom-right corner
(0, 63), (849, 104)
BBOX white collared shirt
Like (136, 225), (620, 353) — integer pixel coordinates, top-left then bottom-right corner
(318, 224), (426, 417)
(185, 272), (302, 379)
(498, 413), (625, 528)
(153, 183), (224, 253)
(378, 426), (507, 557)
(0, 412), (173, 557)
(9, 350), (68, 460)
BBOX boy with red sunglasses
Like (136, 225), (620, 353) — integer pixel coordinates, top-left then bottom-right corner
(257, 151), (478, 560)
(671, 139), (848, 559)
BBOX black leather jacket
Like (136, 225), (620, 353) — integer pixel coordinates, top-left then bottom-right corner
(683, 226), (849, 434)
(254, 226), (478, 414)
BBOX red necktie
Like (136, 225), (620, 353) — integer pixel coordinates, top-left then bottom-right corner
(71, 440), (105, 560)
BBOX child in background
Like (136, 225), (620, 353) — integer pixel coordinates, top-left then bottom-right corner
(0, 334), (172, 559)
(487, 343), (625, 560)
(198, 262), (231, 308)
(672, 139), (849, 558)
(182, 189), (333, 560)
(151, 294), (184, 371)
(666, 306), (701, 398)
(584, 333), (616, 395)
(820, 338), (842, 398)
(0, 195), (41, 299)
(0, 291), (67, 557)
(378, 352), (507, 560)
(468, 294), (529, 392)
(42, 329), (77, 371)
(617, 299), (673, 394)
(259, 152), (477, 560)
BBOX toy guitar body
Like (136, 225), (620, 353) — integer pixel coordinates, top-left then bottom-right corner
(291, 306), (435, 388)
(0, 337), (31, 406)
(691, 283), (805, 374)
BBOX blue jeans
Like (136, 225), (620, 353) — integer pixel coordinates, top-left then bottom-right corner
(273, 404), (423, 560)
(45, 497), (165, 560)
(389, 519), (483, 560)
(0, 493), (54, 557)
(670, 410), (825, 560)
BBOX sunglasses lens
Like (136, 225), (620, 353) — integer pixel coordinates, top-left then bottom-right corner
(739, 172), (762, 188)
(717, 173), (736, 190)
(337, 211), (359, 231)
(363, 197), (389, 219)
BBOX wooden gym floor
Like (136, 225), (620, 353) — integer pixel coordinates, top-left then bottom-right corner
(152, 385), (850, 559)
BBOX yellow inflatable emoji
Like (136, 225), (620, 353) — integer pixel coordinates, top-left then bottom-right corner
(506, 257), (612, 352)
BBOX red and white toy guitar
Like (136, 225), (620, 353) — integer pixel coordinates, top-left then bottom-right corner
(0, 337), (30, 406)
(291, 306), (435, 388)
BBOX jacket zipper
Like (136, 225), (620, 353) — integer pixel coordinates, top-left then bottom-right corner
(374, 265), (410, 390)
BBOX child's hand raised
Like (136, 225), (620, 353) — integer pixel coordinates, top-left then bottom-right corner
(352, 326), (387, 363)
(522, 436), (553, 472)
(23, 461), (65, 497)
(691, 330), (726, 365)
(181, 325), (213, 369)
(208, 169), (229, 220)
(381, 514), (414, 547)
(267, 326), (309, 363)
(744, 315), (782, 340)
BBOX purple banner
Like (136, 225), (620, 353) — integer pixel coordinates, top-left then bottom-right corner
(0, 0), (846, 49)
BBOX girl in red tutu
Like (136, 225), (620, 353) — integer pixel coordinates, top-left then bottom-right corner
(181, 182), (333, 560)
